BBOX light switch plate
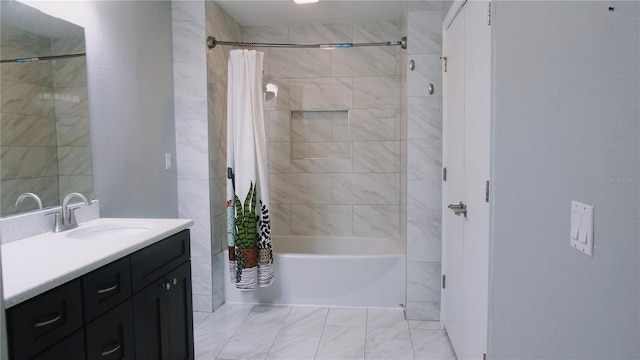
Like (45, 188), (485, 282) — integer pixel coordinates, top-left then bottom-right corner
(570, 201), (594, 256)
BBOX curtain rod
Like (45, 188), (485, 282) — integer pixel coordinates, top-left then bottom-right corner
(0, 52), (86, 64)
(207, 36), (407, 50)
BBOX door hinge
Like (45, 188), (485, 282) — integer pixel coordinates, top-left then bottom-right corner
(485, 180), (490, 202)
(443, 167), (447, 181)
(483, 353), (487, 360)
(487, 2), (492, 25)
(440, 56), (448, 73)
(442, 274), (446, 289)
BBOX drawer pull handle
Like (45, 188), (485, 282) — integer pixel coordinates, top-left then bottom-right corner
(97, 283), (118, 294)
(34, 314), (62, 328)
(101, 343), (122, 356)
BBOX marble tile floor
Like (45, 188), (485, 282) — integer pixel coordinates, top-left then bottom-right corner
(193, 303), (457, 360)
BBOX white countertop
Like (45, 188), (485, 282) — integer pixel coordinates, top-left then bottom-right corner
(1, 217), (194, 308)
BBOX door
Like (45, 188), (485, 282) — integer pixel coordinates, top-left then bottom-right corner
(167, 262), (194, 360)
(442, 1), (491, 359)
(441, 0), (466, 355)
(133, 276), (170, 359)
(133, 262), (194, 360)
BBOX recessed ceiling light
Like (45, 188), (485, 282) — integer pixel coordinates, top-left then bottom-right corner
(292, 0), (319, 4)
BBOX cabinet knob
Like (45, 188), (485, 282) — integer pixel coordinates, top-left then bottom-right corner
(172, 278), (177, 286)
(165, 282), (171, 290)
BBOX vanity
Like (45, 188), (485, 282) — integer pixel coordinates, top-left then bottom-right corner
(1, 218), (195, 360)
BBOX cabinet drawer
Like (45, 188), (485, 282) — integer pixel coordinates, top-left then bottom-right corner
(82, 257), (132, 322)
(131, 230), (190, 292)
(31, 330), (85, 360)
(86, 299), (135, 360)
(7, 280), (83, 360)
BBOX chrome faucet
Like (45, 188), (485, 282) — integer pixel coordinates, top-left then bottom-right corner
(49, 192), (92, 232)
(15, 192), (44, 210)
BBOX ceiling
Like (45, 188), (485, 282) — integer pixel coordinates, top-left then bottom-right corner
(216, 0), (408, 27)
(3, 0), (84, 39)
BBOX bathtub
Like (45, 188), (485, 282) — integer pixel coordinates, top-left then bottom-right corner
(223, 235), (405, 308)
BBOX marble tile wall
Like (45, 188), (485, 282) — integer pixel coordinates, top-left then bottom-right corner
(245, 21), (404, 240)
(405, 2), (444, 321)
(172, 0), (213, 312)
(51, 36), (92, 206)
(205, 0), (242, 311)
(1, 27), (91, 216)
(0, 27), (57, 216)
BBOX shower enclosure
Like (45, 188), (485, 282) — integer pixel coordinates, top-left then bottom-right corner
(174, 0), (444, 320)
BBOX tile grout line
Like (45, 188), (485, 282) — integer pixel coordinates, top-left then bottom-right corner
(262, 305), (293, 360)
(363, 308), (369, 360)
(213, 304), (255, 360)
(312, 307), (331, 360)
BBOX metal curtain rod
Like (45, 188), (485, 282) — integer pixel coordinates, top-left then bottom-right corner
(0, 52), (86, 64)
(207, 36), (407, 50)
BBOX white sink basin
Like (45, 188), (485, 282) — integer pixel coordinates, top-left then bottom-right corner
(65, 222), (152, 240)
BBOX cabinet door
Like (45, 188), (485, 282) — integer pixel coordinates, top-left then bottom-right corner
(167, 262), (194, 360)
(133, 276), (170, 359)
(85, 299), (135, 360)
(30, 330), (85, 360)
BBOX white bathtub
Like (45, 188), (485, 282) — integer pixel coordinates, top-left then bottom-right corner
(223, 235), (406, 308)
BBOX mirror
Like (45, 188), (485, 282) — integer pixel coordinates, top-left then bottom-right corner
(0, 0), (93, 217)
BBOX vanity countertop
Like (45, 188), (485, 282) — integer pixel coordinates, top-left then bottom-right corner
(1, 217), (194, 308)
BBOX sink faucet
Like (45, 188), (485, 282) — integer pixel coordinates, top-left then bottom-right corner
(49, 192), (92, 232)
(15, 192), (44, 210)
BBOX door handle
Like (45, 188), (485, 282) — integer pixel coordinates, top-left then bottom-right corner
(448, 201), (467, 217)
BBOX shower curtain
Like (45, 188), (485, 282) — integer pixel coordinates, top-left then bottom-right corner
(226, 49), (273, 289)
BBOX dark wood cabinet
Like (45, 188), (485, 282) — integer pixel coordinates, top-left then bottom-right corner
(7, 280), (83, 360)
(85, 299), (135, 360)
(133, 231), (193, 360)
(6, 229), (193, 360)
(31, 330), (85, 360)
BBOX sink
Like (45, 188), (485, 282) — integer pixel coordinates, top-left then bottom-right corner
(65, 222), (152, 240)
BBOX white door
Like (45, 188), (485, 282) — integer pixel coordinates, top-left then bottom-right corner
(441, 0), (466, 354)
(442, 1), (491, 359)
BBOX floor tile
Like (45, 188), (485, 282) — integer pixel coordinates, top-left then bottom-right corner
(410, 329), (457, 360)
(193, 312), (210, 329)
(194, 304), (456, 360)
(325, 307), (367, 327)
(217, 321), (282, 360)
(208, 303), (255, 323)
(266, 334), (321, 360)
(366, 308), (411, 340)
(245, 305), (292, 324)
(280, 306), (329, 336)
(365, 338), (414, 360)
(408, 321), (442, 330)
(316, 326), (366, 360)
(194, 315), (244, 359)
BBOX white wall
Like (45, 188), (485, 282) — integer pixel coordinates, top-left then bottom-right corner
(27, 1), (179, 218)
(490, 2), (639, 358)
